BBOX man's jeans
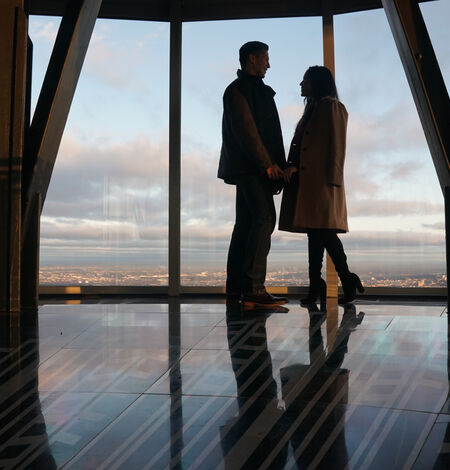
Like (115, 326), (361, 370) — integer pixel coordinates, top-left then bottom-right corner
(226, 174), (276, 294)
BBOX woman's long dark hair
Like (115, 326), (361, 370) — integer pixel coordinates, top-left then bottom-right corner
(306, 65), (338, 101)
(296, 65), (338, 133)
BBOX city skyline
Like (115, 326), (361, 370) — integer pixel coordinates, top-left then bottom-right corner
(39, 265), (446, 288)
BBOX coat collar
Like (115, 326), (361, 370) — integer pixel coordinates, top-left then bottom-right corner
(236, 69), (276, 97)
(237, 69), (264, 85)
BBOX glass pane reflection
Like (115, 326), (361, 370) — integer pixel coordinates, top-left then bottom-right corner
(34, 18), (170, 286)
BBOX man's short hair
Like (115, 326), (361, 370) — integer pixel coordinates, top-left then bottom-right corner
(239, 41), (269, 68)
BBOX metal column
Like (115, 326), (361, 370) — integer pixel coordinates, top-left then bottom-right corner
(0, 1), (27, 313)
(20, 0), (101, 309)
(322, 1), (339, 302)
(446, 186), (450, 318)
(24, 0), (102, 223)
(382, 0), (450, 317)
(168, 3), (182, 296)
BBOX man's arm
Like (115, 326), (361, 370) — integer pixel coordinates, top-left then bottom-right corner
(228, 87), (274, 173)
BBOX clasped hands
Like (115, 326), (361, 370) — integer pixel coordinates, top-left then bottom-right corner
(266, 164), (298, 183)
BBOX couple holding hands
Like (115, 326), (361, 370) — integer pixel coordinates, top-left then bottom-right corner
(218, 41), (364, 310)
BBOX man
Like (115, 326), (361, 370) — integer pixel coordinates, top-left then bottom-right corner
(218, 41), (287, 306)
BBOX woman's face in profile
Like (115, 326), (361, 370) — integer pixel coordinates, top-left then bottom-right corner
(300, 74), (312, 98)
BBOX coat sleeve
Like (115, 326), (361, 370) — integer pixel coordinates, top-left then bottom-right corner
(227, 87), (273, 172)
(324, 100), (348, 186)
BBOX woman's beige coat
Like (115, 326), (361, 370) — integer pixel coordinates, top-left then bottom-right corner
(279, 97), (349, 233)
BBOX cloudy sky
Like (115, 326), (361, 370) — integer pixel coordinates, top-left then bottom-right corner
(30, 1), (449, 284)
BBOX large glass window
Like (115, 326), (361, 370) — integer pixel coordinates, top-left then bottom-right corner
(181, 18), (323, 286)
(334, 7), (446, 287)
(32, 3), (448, 290)
(420, 0), (450, 87)
(31, 18), (170, 286)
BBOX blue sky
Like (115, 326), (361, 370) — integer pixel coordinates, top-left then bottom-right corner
(29, 1), (449, 280)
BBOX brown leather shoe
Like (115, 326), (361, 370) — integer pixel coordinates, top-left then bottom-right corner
(243, 291), (288, 306)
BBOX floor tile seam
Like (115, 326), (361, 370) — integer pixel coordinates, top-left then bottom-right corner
(56, 346), (184, 351)
(73, 389), (188, 470)
(333, 350), (448, 363)
(136, 393), (446, 413)
(261, 382), (439, 470)
(142, 391), (239, 398)
(57, 346), (183, 393)
(187, 324), (227, 351)
(248, 362), (348, 470)
(349, 361), (448, 415)
(347, 398), (436, 469)
(138, 348), (447, 369)
(142, 348), (192, 394)
(0, 390), (140, 467)
(408, 414), (442, 470)
(77, 348), (175, 394)
(211, 316), (227, 329)
(5, 389), (127, 469)
(146, 336), (330, 403)
(287, 387), (357, 469)
(37, 400), (443, 469)
(164, 324), (442, 400)
(176, 353), (304, 470)
(38, 318), (105, 365)
(335, 348), (436, 415)
(143, 394), (234, 469)
(38, 347), (191, 394)
(144, 337), (268, 396)
(140, 348), (191, 394)
(39, 390), (144, 395)
(38, 347), (108, 391)
(38, 348), (70, 366)
(438, 401), (450, 415)
(171, 397), (246, 469)
(286, 398), (443, 417)
(40, 391), (141, 442)
(222, 320), (261, 350)
(59, 391), (145, 470)
(383, 317), (394, 330)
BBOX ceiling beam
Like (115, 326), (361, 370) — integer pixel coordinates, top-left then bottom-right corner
(26, 0), (436, 22)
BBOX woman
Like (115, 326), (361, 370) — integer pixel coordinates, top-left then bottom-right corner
(279, 65), (363, 309)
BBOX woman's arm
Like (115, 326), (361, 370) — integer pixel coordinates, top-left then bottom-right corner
(323, 99), (348, 187)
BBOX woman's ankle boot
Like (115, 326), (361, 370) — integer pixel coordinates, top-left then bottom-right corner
(339, 273), (364, 304)
(301, 278), (327, 311)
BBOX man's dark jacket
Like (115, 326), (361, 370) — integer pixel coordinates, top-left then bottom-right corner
(218, 69), (286, 184)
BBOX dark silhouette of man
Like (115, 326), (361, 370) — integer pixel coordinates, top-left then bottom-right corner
(218, 41), (287, 306)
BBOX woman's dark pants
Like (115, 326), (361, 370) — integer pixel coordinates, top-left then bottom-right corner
(307, 229), (350, 285)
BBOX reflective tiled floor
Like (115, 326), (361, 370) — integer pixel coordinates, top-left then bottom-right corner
(0, 298), (448, 469)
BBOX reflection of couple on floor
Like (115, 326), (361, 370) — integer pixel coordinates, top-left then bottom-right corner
(220, 304), (364, 469)
(219, 41), (364, 309)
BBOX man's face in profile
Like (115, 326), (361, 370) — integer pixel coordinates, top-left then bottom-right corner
(248, 50), (270, 78)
